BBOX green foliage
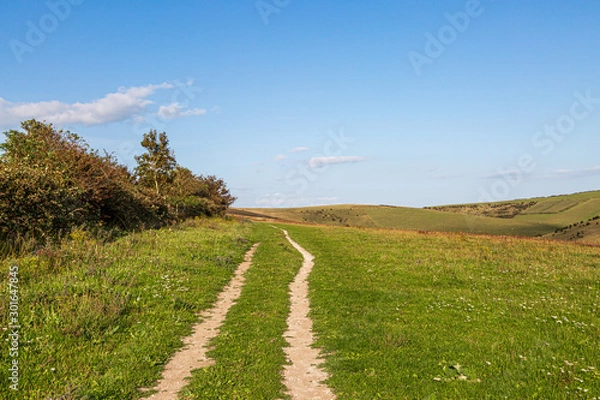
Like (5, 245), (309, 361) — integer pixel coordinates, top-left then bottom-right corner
(0, 120), (235, 248)
(133, 132), (236, 219)
(426, 201), (537, 219)
(0, 120), (169, 246)
(196, 174), (237, 215)
(167, 167), (236, 219)
(0, 164), (83, 241)
(134, 130), (176, 196)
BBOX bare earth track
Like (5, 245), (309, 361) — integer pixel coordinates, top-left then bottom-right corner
(282, 230), (336, 400)
(144, 229), (335, 399)
(146, 243), (260, 399)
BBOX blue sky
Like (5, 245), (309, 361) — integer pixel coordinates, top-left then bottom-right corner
(1, 0), (599, 207)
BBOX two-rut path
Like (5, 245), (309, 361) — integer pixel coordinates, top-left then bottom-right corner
(146, 230), (335, 399)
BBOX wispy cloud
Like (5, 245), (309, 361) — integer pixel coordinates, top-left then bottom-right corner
(552, 166), (600, 179)
(255, 193), (339, 207)
(256, 193), (293, 207)
(290, 146), (310, 153)
(308, 155), (366, 169)
(0, 82), (208, 127)
(480, 166), (600, 181)
(156, 102), (206, 119)
(273, 154), (287, 161)
(480, 169), (526, 180)
(431, 173), (465, 180)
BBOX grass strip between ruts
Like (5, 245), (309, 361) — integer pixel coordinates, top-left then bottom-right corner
(181, 223), (303, 399)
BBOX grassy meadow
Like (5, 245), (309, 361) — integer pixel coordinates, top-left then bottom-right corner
(238, 190), (600, 244)
(2, 215), (599, 399)
(282, 223), (600, 399)
(0, 219), (255, 399)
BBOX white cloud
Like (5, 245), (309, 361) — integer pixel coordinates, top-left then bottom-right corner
(0, 82), (208, 127)
(308, 155), (366, 169)
(481, 166), (600, 181)
(480, 169), (525, 179)
(553, 166), (600, 179)
(255, 193), (340, 208)
(156, 102), (207, 119)
(290, 147), (310, 153)
(273, 154), (287, 161)
(132, 115), (147, 124)
(256, 193), (290, 207)
(431, 173), (465, 180)
(316, 197), (338, 203)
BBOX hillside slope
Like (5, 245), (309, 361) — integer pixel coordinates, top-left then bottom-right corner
(235, 190), (600, 243)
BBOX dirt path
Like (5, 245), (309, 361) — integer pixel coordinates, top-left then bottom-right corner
(146, 243), (260, 400)
(282, 230), (336, 400)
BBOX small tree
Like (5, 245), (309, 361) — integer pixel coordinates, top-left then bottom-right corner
(134, 130), (176, 196)
(166, 167), (236, 218)
(197, 175), (237, 215)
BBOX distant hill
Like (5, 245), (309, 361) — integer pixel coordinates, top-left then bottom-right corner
(231, 190), (600, 244)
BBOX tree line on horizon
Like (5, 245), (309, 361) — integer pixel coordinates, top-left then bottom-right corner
(0, 119), (235, 247)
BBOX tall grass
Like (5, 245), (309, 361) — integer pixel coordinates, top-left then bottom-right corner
(0, 218), (253, 399)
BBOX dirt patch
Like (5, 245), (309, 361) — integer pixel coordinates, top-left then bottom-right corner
(144, 243), (260, 399)
(282, 230), (336, 400)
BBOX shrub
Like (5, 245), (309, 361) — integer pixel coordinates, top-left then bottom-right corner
(0, 120), (169, 245)
(0, 164), (83, 241)
(0, 120), (236, 248)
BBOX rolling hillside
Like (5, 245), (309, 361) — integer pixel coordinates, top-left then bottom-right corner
(233, 190), (600, 244)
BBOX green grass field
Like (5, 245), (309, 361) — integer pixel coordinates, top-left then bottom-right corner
(282, 223), (600, 399)
(0, 219), (255, 399)
(180, 224), (303, 399)
(2, 217), (599, 399)
(237, 190), (600, 244)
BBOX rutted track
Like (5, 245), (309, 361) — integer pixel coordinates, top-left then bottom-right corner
(282, 230), (336, 400)
(146, 243), (260, 399)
